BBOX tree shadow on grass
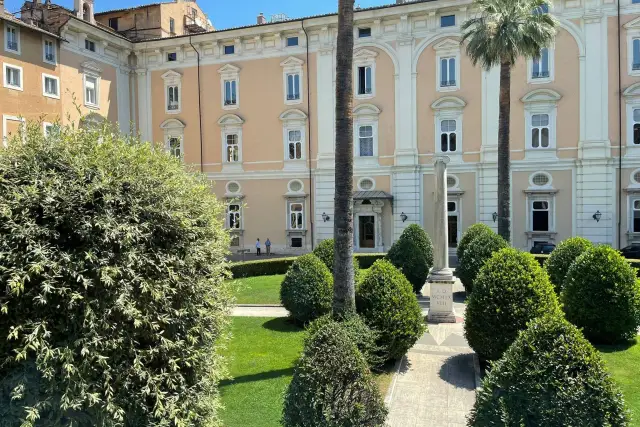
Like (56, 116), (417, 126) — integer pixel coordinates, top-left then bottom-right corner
(261, 317), (304, 333)
(219, 367), (295, 387)
(596, 338), (638, 354)
(438, 353), (476, 391)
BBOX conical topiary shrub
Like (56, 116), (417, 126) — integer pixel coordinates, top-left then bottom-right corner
(457, 229), (508, 293)
(386, 224), (434, 293)
(545, 236), (593, 293)
(469, 315), (630, 427)
(280, 254), (333, 324)
(456, 222), (493, 262)
(464, 248), (561, 361)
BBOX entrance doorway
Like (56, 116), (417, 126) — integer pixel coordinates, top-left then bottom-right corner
(359, 216), (375, 249)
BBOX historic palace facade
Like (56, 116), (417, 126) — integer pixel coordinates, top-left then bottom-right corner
(4, 0), (640, 253)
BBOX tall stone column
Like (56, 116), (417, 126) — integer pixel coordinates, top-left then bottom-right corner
(428, 156), (457, 323)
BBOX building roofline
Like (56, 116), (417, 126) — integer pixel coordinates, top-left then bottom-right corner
(0, 14), (62, 39)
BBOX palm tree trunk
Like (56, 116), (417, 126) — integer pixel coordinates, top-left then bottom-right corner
(333, 0), (356, 320)
(497, 61), (511, 242)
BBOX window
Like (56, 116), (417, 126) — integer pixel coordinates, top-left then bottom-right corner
(634, 39), (640, 71)
(286, 73), (300, 101)
(532, 200), (550, 231)
(228, 204), (242, 229)
(531, 172), (551, 186)
(168, 136), (182, 157)
(169, 17), (175, 34)
(280, 109), (308, 166)
(85, 39), (96, 52)
(167, 85), (179, 111)
(226, 134), (239, 162)
(633, 200), (640, 233)
(531, 114), (550, 148)
(167, 52), (177, 62)
(224, 45), (235, 55)
(108, 17), (119, 30)
(287, 130), (303, 160)
(5, 25), (19, 53)
(287, 36), (299, 47)
(532, 48), (550, 79)
(440, 120), (457, 152)
(43, 39), (56, 64)
(43, 122), (58, 137)
(447, 200), (459, 248)
(84, 75), (98, 107)
(441, 15), (456, 27)
(358, 27), (371, 38)
(358, 178), (375, 191)
(358, 125), (374, 157)
(289, 202), (304, 230)
(634, 109), (640, 145)
(43, 74), (60, 98)
(4, 64), (22, 90)
(224, 80), (237, 106)
(357, 66), (372, 95)
(440, 57), (456, 87)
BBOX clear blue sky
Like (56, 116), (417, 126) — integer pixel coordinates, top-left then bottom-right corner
(4, 0), (392, 30)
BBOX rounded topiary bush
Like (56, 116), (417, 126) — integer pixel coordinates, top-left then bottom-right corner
(464, 248), (561, 361)
(312, 238), (361, 281)
(280, 254), (333, 324)
(0, 123), (232, 425)
(545, 236), (593, 292)
(563, 246), (640, 344)
(457, 230), (508, 293)
(282, 321), (387, 427)
(469, 315), (630, 427)
(307, 314), (383, 370)
(386, 224), (434, 294)
(356, 259), (426, 361)
(456, 223), (493, 262)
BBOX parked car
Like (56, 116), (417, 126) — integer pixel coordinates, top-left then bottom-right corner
(620, 243), (640, 259)
(530, 242), (556, 255)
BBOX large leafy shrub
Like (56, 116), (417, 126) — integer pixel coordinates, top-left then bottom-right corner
(457, 230), (508, 293)
(469, 315), (630, 427)
(464, 248), (561, 361)
(456, 222), (493, 262)
(0, 123), (232, 426)
(312, 238), (361, 282)
(563, 246), (640, 344)
(545, 237), (593, 292)
(386, 224), (434, 293)
(356, 260), (426, 361)
(280, 254), (333, 324)
(282, 320), (387, 427)
(306, 314), (383, 370)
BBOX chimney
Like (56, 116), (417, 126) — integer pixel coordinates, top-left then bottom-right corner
(257, 12), (267, 25)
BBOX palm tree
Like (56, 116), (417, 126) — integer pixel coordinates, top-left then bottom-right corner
(333, 0), (356, 320)
(462, 0), (557, 242)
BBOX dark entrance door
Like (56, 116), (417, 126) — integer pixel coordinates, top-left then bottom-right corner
(359, 216), (375, 249)
(448, 215), (458, 248)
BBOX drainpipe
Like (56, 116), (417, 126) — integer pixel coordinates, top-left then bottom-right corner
(302, 19), (315, 250)
(189, 35), (204, 173)
(618, 0), (622, 249)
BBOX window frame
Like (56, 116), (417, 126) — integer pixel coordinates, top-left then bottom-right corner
(440, 15), (456, 28)
(431, 96), (466, 159)
(4, 23), (20, 55)
(42, 73), (60, 99)
(287, 201), (305, 231)
(108, 17), (119, 30)
(630, 197), (640, 234)
(358, 27), (372, 38)
(530, 113), (551, 149)
(521, 89), (561, 158)
(627, 20), (640, 77)
(43, 122), (56, 137)
(83, 73), (99, 108)
(169, 17), (175, 34)
(224, 45), (235, 55)
(281, 55), (305, 105)
(286, 36), (299, 47)
(356, 124), (375, 158)
(439, 118), (459, 153)
(167, 135), (183, 158)
(84, 38), (96, 52)
(227, 203), (243, 230)
(353, 49), (377, 99)
(2, 114), (26, 147)
(224, 132), (241, 164)
(3, 63), (23, 91)
(633, 107), (640, 146)
(352, 103), (381, 166)
(434, 39), (461, 92)
(162, 70), (182, 114)
(527, 45), (555, 84)
(530, 198), (552, 232)
(42, 37), (56, 64)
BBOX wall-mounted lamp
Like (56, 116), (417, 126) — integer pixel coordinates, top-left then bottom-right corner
(322, 212), (330, 222)
(592, 210), (602, 223)
(492, 212), (498, 223)
(400, 212), (408, 222)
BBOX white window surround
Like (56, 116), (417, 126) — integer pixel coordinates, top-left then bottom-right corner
(280, 108), (308, 169)
(280, 56), (304, 105)
(357, 177), (376, 191)
(287, 179), (306, 195)
(225, 181), (243, 197)
(218, 64), (240, 110)
(160, 118), (185, 158)
(521, 89), (561, 159)
(4, 23), (20, 55)
(161, 70), (182, 114)
(42, 73), (60, 99)
(527, 45), (555, 84)
(227, 203), (243, 230)
(431, 96), (466, 162)
(81, 61), (102, 109)
(3, 63), (23, 91)
(43, 122), (56, 137)
(625, 17), (640, 77)
(353, 48), (378, 99)
(434, 38), (461, 92)
(42, 38), (56, 64)
(623, 83), (640, 156)
(2, 114), (25, 146)
(287, 200), (305, 231)
(218, 113), (244, 171)
(353, 103), (381, 166)
(629, 196), (640, 236)
(524, 182), (558, 246)
(529, 171), (554, 189)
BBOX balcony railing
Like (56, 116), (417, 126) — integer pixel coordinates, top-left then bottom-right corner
(224, 100), (237, 106)
(184, 15), (207, 33)
(440, 80), (457, 87)
(532, 71), (550, 78)
(168, 103), (179, 110)
(7, 41), (18, 51)
(287, 94), (300, 100)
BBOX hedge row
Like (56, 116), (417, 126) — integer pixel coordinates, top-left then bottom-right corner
(230, 253), (386, 278)
(534, 254), (640, 273)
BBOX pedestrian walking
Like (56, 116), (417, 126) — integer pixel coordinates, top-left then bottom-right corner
(256, 238), (261, 256)
(265, 238), (271, 255)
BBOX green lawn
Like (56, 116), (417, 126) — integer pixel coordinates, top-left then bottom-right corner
(230, 275), (285, 304)
(598, 340), (640, 425)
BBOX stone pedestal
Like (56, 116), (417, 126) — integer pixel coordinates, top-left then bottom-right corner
(428, 156), (458, 323)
